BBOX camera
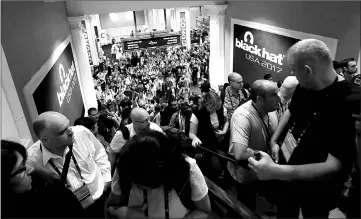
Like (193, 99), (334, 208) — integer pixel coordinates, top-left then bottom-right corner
(254, 150), (262, 161)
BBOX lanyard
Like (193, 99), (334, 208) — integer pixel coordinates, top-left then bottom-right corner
(252, 103), (271, 143)
(142, 187), (170, 218)
(41, 144), (84, 181)
(48, 154), (83, 180)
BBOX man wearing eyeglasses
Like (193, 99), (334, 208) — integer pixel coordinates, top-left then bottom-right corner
(340, 57), (358, 83)
(224, 73), (245, 122)
(109, 107), (163, 171)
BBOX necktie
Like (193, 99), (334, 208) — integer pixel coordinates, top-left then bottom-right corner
(61, 145), (73, 185)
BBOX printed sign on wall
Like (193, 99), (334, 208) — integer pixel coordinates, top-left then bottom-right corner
(32, 43), (84, 125)
(233, 24), (300, 84)
(123, 35), (181, 51)
(81, 20), (93, 65)
(180, 11), (187, 47)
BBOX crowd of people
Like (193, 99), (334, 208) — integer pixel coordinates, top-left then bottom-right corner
(2, 38), (360, 219)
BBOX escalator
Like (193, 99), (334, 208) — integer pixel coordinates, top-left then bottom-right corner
(187, 144), (263, 218)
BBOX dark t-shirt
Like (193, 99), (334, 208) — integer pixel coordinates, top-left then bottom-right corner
(288, 78), (360, 197)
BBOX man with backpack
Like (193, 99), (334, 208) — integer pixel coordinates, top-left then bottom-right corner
(109, 108), (163, 171)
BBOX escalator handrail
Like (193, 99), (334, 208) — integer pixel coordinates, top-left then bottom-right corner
(188, 141), (250, 169)
(204, 176), (263, 219)
(196, 144), (237, 163)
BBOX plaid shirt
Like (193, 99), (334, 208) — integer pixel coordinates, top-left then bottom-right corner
(223, 86), (245, 121)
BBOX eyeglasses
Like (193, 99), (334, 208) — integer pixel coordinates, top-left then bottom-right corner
(10, 166), (26, 178)
(133, 117), (150, 124)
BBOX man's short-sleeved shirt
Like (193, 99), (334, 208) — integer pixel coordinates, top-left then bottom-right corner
(227, 100), (278, 184)
(223, 86), (245, 121)
(110, 122), (163, 153)
(288, 77), (360, 192)
(110, 156), (208, 218)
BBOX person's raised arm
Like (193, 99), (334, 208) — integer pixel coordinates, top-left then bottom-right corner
(189, 114), (202, 147)
(109, 131), (127, 172)
(270, 109), (292, 163)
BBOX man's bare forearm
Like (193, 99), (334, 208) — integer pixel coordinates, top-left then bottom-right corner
(274, 156), (341, 181)
(271, 109), (291, 145)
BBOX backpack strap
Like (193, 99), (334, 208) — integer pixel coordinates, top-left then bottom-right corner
(120, 124), (130, 140)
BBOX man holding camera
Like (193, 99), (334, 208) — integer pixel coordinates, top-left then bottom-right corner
(227, 79), (280, 211)
(249, 39), (360, 218)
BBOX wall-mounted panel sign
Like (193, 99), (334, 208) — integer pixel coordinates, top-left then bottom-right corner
(233, 24), (300, 84)
(81, 20), (93, 65)
(23, 36), (84, 126)
(123, 35), (181, 51)
(180, 11), (187, 47)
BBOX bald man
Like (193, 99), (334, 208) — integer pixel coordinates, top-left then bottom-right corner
(27, 111), (111, 217)
(109, 107), (163, 170)
(224, 73), (245, 121)
(249, 39), (361, 218)
(227, 79), (280, 210)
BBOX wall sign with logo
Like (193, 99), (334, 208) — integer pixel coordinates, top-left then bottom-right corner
(233, 24), (300, 84)
(230, 19), (338, 85)
(123, 35), (181, 51)
(81, 20), (93, 65)
(23, 35), (84, 126)
(180, 12), (187, 47)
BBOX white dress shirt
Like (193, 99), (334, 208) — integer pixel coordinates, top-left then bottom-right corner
(27, 126), (111, 200)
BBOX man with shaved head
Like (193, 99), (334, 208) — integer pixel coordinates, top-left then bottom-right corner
(227, 79), (280, 210)
(109, 107), (163, 170)
(27, 111), (111, 217)
(224, 72), (245, 121)
(248, 39), (360, 218)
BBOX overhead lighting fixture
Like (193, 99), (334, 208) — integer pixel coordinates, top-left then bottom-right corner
(109, 13), (119, 22)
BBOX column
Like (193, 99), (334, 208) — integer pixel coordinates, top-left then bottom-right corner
(68, 17), (97, 116)
(204, 5), (227, 91)
(83, 15), (99, 66)
(1, 44), (33, 144)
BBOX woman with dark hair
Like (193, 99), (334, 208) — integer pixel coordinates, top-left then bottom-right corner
(189, 81), (229, 182)
(1, 140), (85, 218)
(107, 130), (211, 218)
